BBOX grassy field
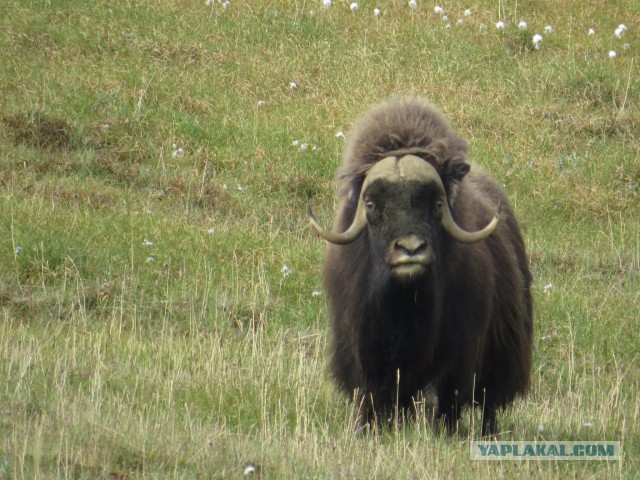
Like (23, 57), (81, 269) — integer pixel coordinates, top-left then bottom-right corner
(1, 0), (638, 478)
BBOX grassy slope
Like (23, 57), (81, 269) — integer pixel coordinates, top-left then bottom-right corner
(0, 0), (638, 478)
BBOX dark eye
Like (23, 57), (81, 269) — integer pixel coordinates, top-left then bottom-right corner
(365, 199), (375, 210)
(435, 199), (444, 210)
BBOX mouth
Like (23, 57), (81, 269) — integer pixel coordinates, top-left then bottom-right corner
(390, 257), (431, 278)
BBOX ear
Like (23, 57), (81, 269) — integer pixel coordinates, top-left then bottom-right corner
(438, 160), (470, 205)
(441, 160), (470, 181)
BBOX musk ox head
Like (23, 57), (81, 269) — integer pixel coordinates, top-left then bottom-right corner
(308, 155), (498, 280)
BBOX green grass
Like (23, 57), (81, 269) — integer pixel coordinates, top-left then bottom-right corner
(1, 0), (638, 478)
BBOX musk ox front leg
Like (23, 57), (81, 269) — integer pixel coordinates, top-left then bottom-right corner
(356, 374), (400, 427)
(351, 381), (439, 430)
(481, 406), (498, 437)
(415, 383), (439, 428)
(352, 389), (378, 429)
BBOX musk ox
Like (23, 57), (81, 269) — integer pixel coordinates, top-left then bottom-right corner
(309, 98), (533, 435)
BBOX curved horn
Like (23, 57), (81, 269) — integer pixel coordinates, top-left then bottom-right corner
(396, 155), (499, 244)
(308, 199), (367, 245)
(308, 156), (399, 245)
(441, 201), (498, 244)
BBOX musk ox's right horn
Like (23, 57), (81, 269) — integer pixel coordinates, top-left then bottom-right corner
(307, 199), (367, 245)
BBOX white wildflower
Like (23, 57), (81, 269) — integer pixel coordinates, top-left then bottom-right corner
(518, 20), (528, 30)
(496, 21), (505, 30)
(281, 264), (292, 277)
(544, 25), (553, 34)
(609, 50), (617, 58)
(335, 131), (346, 140)
(143, 239), (154, 247)
(206, 0), (214, 5)
(408, 0), (417, 9)
(434, 5), (443, 14)
(445, 23), (451, 29)
(538, 424), (544, 433)
(322, 0), (332, 8)
(442, 15), (448, 21)
(543, 283), (553, 293)
(374, 7), (381, 16)
(221, 1), (230, 9)
(588, 28), (595, 36)
(583, 422), (594, 428)
(243, 464), (257, 475)
(289, 81), (298, 89)
(207, 227), (216, 234)
(464, 8), (472, 17)
(236, 184), (243, 192)
(457, 19), (464, 25)
(145, 256), (155, 263)
(172, 144), (185, 158)
(14, 246), (23, 255)
(257, 99), (266, 106)
(292, 140), (300, 147)
(312, 289), (322, 297)
(299, 143), (309, 151)
(350, 2), (358, 11)
(532, 33), (543, 49)
(614, 26), (626, 39)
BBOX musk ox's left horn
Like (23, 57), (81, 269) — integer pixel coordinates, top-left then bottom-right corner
(441, 202), (498, 244)
(398, 155), (499, 244)
(308, 199), (367, 245)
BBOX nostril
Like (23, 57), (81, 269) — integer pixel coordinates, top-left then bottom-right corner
(395, 236), (427, 256)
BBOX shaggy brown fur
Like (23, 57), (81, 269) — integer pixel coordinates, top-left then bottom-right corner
(321, 98), (533, 435)
(337, 98), (470, 200)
